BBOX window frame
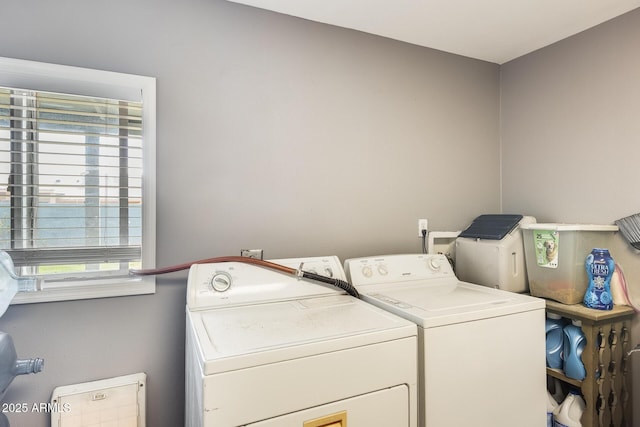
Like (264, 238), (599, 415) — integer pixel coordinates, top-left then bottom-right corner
(0, 57), (156, 303)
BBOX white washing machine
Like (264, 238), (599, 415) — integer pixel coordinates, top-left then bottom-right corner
(185, 256), (418, 427)
(344, 254), (547, 427)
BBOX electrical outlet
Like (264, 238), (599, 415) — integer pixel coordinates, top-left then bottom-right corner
(241, 249), (263, 259)
(418, 219), (428, 237)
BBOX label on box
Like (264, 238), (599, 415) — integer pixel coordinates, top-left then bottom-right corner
(532, 230), (559, 268)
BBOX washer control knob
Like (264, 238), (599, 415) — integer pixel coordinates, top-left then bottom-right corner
(428, 257), (441, 271)
(362, 266), (373, 278)
(210, 272), (232, 292)
(324, 267), (334, 277)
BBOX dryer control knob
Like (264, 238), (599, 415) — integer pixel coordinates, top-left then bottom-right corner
(428, 257), (441, 271)
(377, 264), (388, 275)
(210, 272), (232, 292)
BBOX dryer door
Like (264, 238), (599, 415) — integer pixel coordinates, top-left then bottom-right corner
(246, 384), (408, 426)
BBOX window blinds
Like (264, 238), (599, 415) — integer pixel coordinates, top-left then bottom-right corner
(0, 87), (143, 274)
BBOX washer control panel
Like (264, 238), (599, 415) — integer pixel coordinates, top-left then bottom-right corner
(344, 254), (454, 287)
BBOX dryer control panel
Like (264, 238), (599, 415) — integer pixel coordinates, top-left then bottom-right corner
(187, 256), (347, 311)
(344, 254), (455, 287)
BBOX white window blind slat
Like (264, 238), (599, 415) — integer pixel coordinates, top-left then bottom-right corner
(0, 85), (144, 274)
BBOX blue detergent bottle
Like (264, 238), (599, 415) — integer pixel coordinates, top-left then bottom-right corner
(563, 320), (586, 381)
(545, 313), (565, 369)
(583, 248), (614, 310)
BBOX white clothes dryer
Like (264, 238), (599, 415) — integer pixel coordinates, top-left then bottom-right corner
(344, 253), (547, 427)
(185, 256), (418, 427)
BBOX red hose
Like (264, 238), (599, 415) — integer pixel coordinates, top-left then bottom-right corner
(129, 256), (296, 276)
(130, 255), (361, 298)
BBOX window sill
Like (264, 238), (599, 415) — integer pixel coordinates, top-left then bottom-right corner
(11, 276), (155, 304)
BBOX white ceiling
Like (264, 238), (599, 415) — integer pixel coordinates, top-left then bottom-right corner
(225, 0), (640, 64)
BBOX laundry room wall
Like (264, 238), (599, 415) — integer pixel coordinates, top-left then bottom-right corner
(500, 7), (640, 418)
(0, 0), (500, 425)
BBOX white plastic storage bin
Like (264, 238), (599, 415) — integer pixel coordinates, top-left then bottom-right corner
(521, 223), (618, 304)
(456, 216), (536, 293)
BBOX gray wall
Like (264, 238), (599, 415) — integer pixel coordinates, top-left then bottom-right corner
(501, 9), (640, 419)
(0, 0), (500, 425)
(500, 9), (640, 321)
(500, 8), (640, 226)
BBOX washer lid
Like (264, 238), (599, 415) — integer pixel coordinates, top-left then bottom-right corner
(189, 294), (417, 374)
(359, 279), (545, 328)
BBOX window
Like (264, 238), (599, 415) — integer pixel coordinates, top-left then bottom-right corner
(0, 57), (155, 303)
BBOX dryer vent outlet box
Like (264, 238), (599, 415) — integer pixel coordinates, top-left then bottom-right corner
(455, 215), (536, 293)
(51, 372), (146, 427)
